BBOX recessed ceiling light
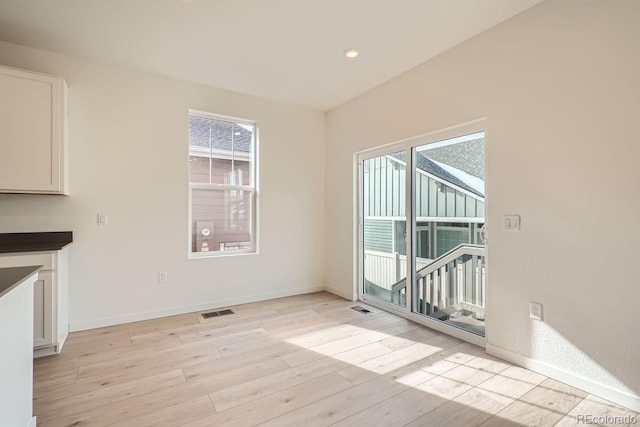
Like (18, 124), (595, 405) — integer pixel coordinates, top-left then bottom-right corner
(344, 48), (359, 59)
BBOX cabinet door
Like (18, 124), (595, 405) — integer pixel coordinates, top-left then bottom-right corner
(33, 270), (54, 348)
(0, 67), (64, 193)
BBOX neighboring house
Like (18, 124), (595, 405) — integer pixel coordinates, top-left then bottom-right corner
(188, 115), (254, 253)
(363, 137), (485, 268)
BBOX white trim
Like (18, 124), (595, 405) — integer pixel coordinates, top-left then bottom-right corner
(364, 216), (407, 221)
(33, 346), (58, 359)
(189, 182), (254, 192)
(28, 416), (37, 427)
(324, 285), (357, 301)
(418, 217), (484, 223)
(486, 343), (640, 412)
(354, 156), (363, 305)
(189, 147), (251, 161)
(57, 326), (68, 352)
(188, 247), (255, 259)
(365, 216), (485, 223)
(416, 131), (485, 152)
(356, 118), (487, 163)
(482, 125), (491, 343)
(405, 145), (414, 318)
(189, 109), (256, 127)
(69, 286), (325, 332)
(187, 178), (194, 256)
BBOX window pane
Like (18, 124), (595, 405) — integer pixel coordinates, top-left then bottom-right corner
(436, 229), (470, 257)
(189, 156), (210, 183)
(362, 152), (406, 307)
(189, 116), (254, 186)
(411, 132), (486, 337)
(192, 188), (253, 253)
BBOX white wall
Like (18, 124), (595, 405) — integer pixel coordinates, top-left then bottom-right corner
(0, 41), (326, 330)
(326, 0), (640, 411)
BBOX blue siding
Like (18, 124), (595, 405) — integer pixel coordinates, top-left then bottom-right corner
(364, 219), (393, 252)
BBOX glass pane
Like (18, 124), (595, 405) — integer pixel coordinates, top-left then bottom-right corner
(412, 132), (486, 336)
(362, 151), (406, 307)
(188, 156), (210, 183)
(189, 116), (255, 186)
(435, 226), (470, 258)
(192, 188), (253, 253)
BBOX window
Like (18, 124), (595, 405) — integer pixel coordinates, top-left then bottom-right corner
(188, 111), (257, 256)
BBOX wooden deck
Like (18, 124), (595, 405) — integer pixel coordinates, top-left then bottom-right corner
(33, 292), (638, 426)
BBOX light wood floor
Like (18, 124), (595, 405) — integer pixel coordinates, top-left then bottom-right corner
(34, 292), (638, 427)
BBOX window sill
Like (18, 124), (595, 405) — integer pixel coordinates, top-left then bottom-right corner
(188, 249), (258, 260)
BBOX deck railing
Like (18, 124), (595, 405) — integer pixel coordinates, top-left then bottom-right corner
(390, 244), (485, 317)
(363, 250), (432, 290)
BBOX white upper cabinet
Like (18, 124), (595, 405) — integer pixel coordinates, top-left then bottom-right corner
(0, 65), (68, 194)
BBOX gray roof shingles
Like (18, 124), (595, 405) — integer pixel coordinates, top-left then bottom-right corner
(390, 151), (484, 197)
(189, 115), (253, 153)
(420, 139), (484, 180)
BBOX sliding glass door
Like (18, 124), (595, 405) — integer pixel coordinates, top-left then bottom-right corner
(359, 126), (486, 340)
(411, 134), (486, 336)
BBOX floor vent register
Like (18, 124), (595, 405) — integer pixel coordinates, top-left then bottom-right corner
(201, 309), (235, 319)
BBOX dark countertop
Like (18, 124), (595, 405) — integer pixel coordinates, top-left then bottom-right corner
(0, 232), (73, 253)
(0, 266), (42, 299)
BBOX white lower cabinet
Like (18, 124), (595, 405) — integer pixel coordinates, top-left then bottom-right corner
(0, 249), (69, 356)
(33, 269), (54, 348)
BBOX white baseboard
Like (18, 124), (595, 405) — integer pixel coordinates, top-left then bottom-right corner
(324, 285), (356, 301)
(57, 329), (68, 352)
(33, 345), (58, 359)
(28, 416), (36, 427)
(69, 286), (325, 332)
(486, 343), (640, 412)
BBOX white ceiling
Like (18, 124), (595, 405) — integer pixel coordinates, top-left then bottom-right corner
(0, 0), (543, 110)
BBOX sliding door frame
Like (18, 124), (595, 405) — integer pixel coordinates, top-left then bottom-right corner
(355, 119), (488, 347)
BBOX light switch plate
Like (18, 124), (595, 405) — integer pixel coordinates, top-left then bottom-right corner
(530, 302), (543, 321)
(97, 213), (108, 226)
(503, 214), (520, 231)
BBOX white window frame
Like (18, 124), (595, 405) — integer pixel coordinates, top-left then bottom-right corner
(188, 110), (259, 258)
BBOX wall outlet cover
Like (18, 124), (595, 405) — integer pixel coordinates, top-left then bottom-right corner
(530, 302), (543, 321)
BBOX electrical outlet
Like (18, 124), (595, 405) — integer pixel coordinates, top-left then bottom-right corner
(530, 302), (543, 321)
(158, 272), (168, 283)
